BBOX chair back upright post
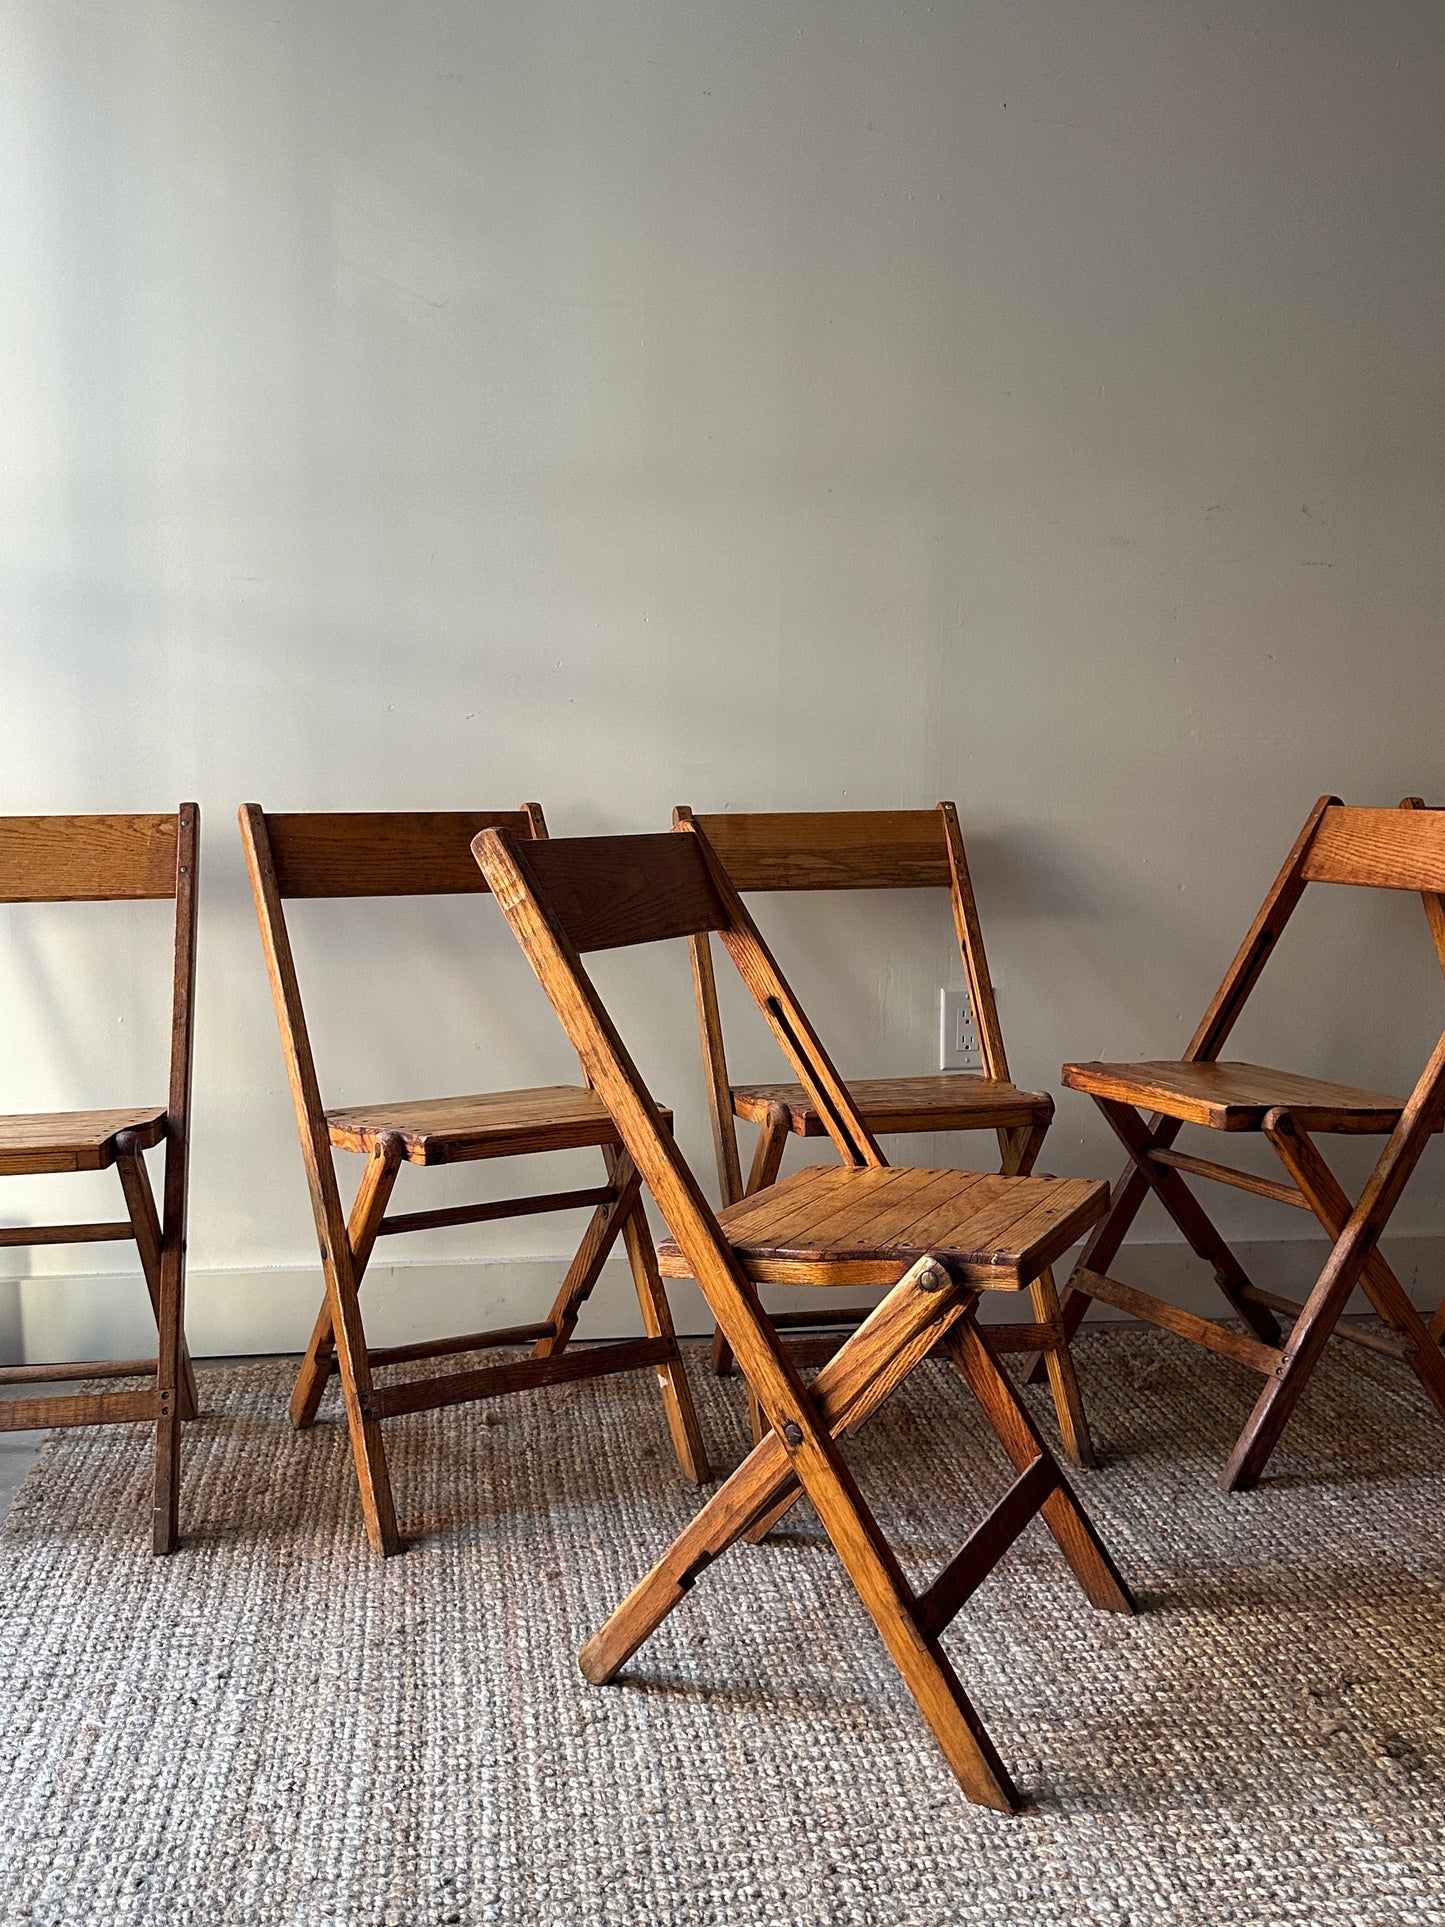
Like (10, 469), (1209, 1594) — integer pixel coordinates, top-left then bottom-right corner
(0, 808), (200, 1554)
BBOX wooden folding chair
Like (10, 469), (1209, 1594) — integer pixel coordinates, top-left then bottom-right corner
(1039, 795), (1445, 1491)
(473, 819), (1134, 1812)
(676, 804), (1094, 1465)
(0, 808), (199, 1554)
(239, 806), (709, 1557)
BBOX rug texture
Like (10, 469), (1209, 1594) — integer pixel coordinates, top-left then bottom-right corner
(0, 1329), (1442, 1927)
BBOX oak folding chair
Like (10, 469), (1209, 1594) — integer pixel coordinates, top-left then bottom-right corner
(0, 808), (199, 1554)
(1041, 795), (1445, 1491)
(677, 803), (1094, 1465)
(239, 805), (708, 1558)
(473, 818), (1134, 1812)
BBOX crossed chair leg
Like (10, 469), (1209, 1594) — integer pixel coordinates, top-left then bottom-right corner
(290, 1135), (709, 1555)
(582, 1252), (1134, 1813)
(1033, 1099), (1445, 1490)
(715, 1115), (1097, 1468)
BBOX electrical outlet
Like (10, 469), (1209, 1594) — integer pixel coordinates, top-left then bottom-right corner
(939, 988), (982, 1071)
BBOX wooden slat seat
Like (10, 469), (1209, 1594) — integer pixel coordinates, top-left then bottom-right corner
(1062, 1059), (1419, 1135)
(0, 1106), (167, 1177)
(731, 1073), (1051, 1138)
(658, 1165), (1108, 1289)
(325, 1086), (670, 1165)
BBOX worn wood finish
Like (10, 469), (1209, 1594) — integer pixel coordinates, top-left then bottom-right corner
(1063, 1059), (1418, 1135)
(1047, 794), (1445, 1485)
(473, 822), (1136, 1810)
(0, 1107), (167, 1177)
(262, 809), (537, 898)
(0, 813), (180, 902)
(0, 807), (200, 1554)
(679, 803), (1091, 1464)
(326, 1086), (644, 1164)
(240, 801), (708, 1556)
(658, 1165), (1106, 1289)
(1301, 805), (1445, 893)
(730, 1073), (1047, 1136)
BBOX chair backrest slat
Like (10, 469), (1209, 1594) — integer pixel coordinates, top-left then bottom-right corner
(683, 810), (950, 891)
(0, 814), (179, 902)
(262, 809), (540, 898)
(497, 832), (730, 952)
(1301, 805), (1445, 892)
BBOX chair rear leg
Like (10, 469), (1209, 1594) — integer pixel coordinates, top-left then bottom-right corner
(291, 1138), (401, 1429)
(945, 1314), (1134, 1615)
(531, 1158), (643, 1359)
(712, 1105), (790, 1377)
(151, 1234), (186, 1557)
(114, 1139), (199, 1421)
(1026, 1162), (1154, 1385)
(1027, 1267), (1097, 1469)
(607, 1151), (710, 1484)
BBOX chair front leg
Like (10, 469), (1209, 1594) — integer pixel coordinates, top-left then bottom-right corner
(1092, 1099), (1282, 1346)
(114, 1138), (199, 1420)
(604, 1147), (711, 1484)
(1262, 1112), (1445, 1421)
(291, 1136), (402, 1429)
(1000, 1117), (1097, 1466)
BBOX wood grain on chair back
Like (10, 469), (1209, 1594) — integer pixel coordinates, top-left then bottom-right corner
(1301, 805), (1445, 893)
(678, 809), (949, 891)
(493, 831), (729, 953)
(0, 814), (181, 902)
(255, 808), (543, 898)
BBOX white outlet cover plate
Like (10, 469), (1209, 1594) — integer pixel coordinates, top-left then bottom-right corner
(939, 987), (983, 1071)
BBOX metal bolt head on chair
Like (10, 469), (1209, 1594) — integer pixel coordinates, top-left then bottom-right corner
(0, 809), (199, 1554)
(676, 802), (1095, 1465)
(1042, 796), (1445, 1492)
(473, 817), (1135, 1813)
(239, 805), (709, 1558)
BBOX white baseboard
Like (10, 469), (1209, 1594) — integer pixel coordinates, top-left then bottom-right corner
(2, 1236), (1442, 1365)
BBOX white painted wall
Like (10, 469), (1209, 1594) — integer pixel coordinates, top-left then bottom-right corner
(2, 0), (1444, 1360)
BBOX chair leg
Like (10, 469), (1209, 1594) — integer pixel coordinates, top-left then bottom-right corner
(580, 1259), (1133, 1808)
(531, 1158), (644, 1359)
(606, 1151), (710, 1484)
(1001, 1120), (1097, 1467)
(943, 1317), (1134, 1614)
(1026, 1162), (1155, 1385)
(324, 1254), (402, 1556)
(1264, 1113), (1445, 1426)
(1027, 1267), (1097, 1469)
(114, 1141), (199, 1421)
(583, 1278), (1019, 1809)
(1095, 1099), (1283, 1346)
(151, 1215), (187, 1558)
(288, 1138), (403, 1555)
(711, 1105), (790, 1378)
(291, 1139), (401, 1429)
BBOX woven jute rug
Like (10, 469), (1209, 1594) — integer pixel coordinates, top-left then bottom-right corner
(1, 1329), (1442, 1926)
